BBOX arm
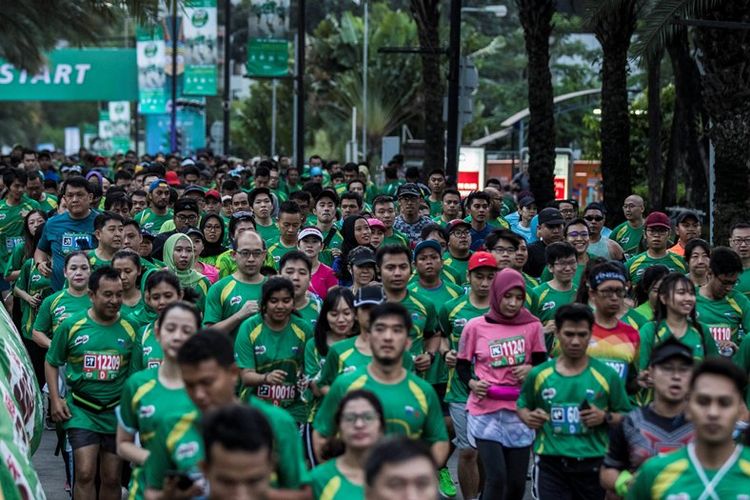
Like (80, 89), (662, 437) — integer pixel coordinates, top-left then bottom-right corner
(31, 330), (51, 349)
(116, 426), (149, 465)
(44, 361), (71, 422)
(241, 368), (285, 387)
(34, 247), (52, 277)
(608, 239), (625, 261)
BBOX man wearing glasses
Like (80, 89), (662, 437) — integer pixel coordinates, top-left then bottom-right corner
(150, 198), (201, 261)
(729, 222), (750, 298)
(625, 211), (687, 286)
(394, 183), (433, 245)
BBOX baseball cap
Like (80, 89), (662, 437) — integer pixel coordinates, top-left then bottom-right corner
(538, 208), (565, 226)
(310, 166), (323, 177)
(645, 211), (671, 229)
(413, 239), (442, 260)
(221, 195), (232, 203)
(518, 195), (536, 208)
(165, 171), (180, 186)
(397, 183), (421, 198)
(353, 285), (386, 308)
(349, 246), (376, 267)
(298, 226), (323, 242)
(315, 189), (339, 205)
(676, 210), (700, 225)
(181, 158), (196, 167)
(174, 198), (200, 214)
(205, 189), (221, 201)
(184, 227), (205, 241)
(367, 218), (385, 231)
(447, 219), (471, 233)
(148, 178), (170, 192)
(183, 185), (205, 197)
(140, 229), (156, 241)
(468, 251), (498, 272)
(649, 336), (694, 366)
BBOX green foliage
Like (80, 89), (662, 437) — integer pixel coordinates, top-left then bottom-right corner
(230, 80), (293, 158)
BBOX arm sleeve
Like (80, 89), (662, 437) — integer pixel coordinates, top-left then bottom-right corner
(37, 223), (52, 253)
(638, 323), (655, 372)
(456, 323), (476, 362)
(45, 319), (69, 367)
(33, 294), (54, 334)
(625, 461), (656, 500)
(316, 348), (338, 388)
(117, 376), (138, 434)
(202, 282), (222, 325)
(312, 377), (344, 438)
(608, 371), (633, 413)
(234, 320), (256, 370)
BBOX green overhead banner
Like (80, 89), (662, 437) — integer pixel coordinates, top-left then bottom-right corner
(183, 0), (218, 95)
(0, 48), (137, 101)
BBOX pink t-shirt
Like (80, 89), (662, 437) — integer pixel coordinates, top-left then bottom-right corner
(457, 317), (545, 415)
(197, 262), (220, 284)
(311, 263), (338, 299)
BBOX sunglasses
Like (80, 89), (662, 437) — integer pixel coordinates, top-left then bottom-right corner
(584, 215), (604, 222)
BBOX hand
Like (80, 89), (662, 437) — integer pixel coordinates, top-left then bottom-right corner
(718, 340), (738, 355)
(580, 405), (606, 428)
(522, 408), (549, 429)
(239, 300), (259, 319)
(413, 354), (432, 372)
(162, 476), (202, 499)
(330, 248), (342, 258)
(444, 350), (457, 368)
(37, 260), (51, 277)
(637, 368), (652, 389)
(511, 364), (532, 382)
(50, 397), (71, 422)
(264, 370), (287, 385)
(542, 320), (556, 336)
(27, 293), (42, 309)
(469, 379), (490, 400)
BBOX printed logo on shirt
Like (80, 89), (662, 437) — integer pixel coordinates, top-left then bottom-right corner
(175, 441), (200, 460)
(254, 345), (267, 355)
(404, 405), (421, 419)
(144, 347), (153, 355)
(541, 388), (556, 400)
(54, 306), (66, 316)
(230, 296), (242, 306)
(542, 301), (556, 311)
(73, 335), (89, 346)
(61, 232), (94, 254)
(454, 318), (467, 329)
(139, 405), (156, 418)
(31, 274), (42, 283)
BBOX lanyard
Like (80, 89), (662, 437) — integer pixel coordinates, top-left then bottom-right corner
(687, 442), (742, 500)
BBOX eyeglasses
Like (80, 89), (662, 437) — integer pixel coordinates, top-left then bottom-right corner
(236, 249), (265, 259)
(175, 214), (199, 223)
(341, 411), (379, 425)
(595, 288), (627, 298)
(731, 237), (750, 246)
(203, 224), (221, 231)
(567, 231), (589, 239)
(491, 246), (516, 255)
(451, 230), (470, 238)
(584, 216), (604, 222)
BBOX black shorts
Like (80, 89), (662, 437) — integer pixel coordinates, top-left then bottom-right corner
(67, 428), (117, 454)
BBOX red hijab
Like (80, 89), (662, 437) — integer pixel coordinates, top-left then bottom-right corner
(485, 268), (538, 326)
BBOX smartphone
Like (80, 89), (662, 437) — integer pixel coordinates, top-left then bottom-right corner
(579, 400), (591, 411)
(165, 470), (194, 490)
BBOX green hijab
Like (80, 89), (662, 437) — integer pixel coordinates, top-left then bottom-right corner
(164, 233), (205, 288)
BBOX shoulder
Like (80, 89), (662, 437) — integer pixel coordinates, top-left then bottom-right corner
(588, 358), (622, 380)
(528, 359), (556, 380)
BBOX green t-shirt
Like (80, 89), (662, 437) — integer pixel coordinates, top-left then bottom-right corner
(3, 244), (26, 279)
(0, 195), (40, 259)
(316, 336), (413, 388)
(736, 267), (750, 299)
(308, 458), (363, 500)
(611, 221), (644, 259)
(16, 258), (52, 338)
(443, 252), (471, 285)
(37, 192), (58, 213)
(627, 445), (750, 500)
(234, 313), (313, 422)
(215, 250), (276, 279)
(255, 220), (281, 243)
(319, 227), (343, 267)
(695, 289), (750, 346)
(638, 321), (718, 371)
(45, 310), (138, 433)
(304, 338), (327, 422)
(117, 367), (195, 500)
(440, 295), (489, 404)
(87, 249), (111, 271)
(121, 298), (150, 331)
(269, 240), (298, 269)
(619, 307), (649, 330)
(396, 290), (439, 357)
(407, 279), (464, 384)
(428, 198), (442, 217)
(203, 275), (266, 338)
(517, 358), (631, 458)
(530, 282), (578, 351)
(297, 293), (322, 331)
(314, 365), (449, 443)
(539, 262), (586, 286)
(625, 251), (687, 286)
(131, 323), (163, 372)
(134, 208), (173, 233)
(382, 230), (409, 249)
(32, 289), (91, 338)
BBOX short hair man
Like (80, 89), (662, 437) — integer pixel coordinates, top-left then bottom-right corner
(364, 436), (438, 500)
(625, 211), (687, 286)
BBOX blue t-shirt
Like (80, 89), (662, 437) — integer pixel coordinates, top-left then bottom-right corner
(469, 224), (492, 251)
(37, 210), (98, 290)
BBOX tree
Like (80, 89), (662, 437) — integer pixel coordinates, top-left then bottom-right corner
(230, 80), (293, 159)
(410, 0), (445, 172)
(516, 0), (556, 207)
(646, 51), (664, 209)
(586, 0), (640, 226)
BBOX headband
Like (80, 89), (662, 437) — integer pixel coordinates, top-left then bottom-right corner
(589, 270), (626, 289)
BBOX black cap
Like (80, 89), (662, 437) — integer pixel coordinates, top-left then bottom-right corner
(397, 183), (421, 198)
(140, 229), (156, 241)
(649, 336), (694, 366)
(354, 285), (386, 307)
(538, 207), (565, 226)
(349, 246), (376, 267)
(676, 210), (701, 224)
(183, 185), (205, 197)
(184, 227), (205, 241)
(174, 198), (200, 214)
(518, 195), (536, 208)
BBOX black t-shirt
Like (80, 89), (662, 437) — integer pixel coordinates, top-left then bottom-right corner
(524, 240), (547, 278)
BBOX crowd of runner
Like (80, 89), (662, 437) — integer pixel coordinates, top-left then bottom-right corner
(1, 146), (749, 499)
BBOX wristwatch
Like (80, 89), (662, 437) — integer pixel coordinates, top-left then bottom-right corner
(605, 411), (614, 424)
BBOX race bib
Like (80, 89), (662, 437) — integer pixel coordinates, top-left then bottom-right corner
(5, 236), (23, 253)
(550, 403), (586, 435)
(257, 383), (296, 405)
(82, 352), (123, 380)
(601, 358), (628, 380)
(488, 336), (526, 368)
(709, 326), (732, 342)
(61, 232), (94, 254)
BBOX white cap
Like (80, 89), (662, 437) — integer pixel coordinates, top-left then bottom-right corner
(298, 227), (323, 242)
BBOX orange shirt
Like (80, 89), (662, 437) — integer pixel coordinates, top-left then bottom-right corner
(668, 242), (685, 256)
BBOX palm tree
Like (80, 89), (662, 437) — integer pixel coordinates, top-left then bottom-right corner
(410, 0), (445, 173)
(516, 0), (556, 207)
(586, 0), (640, 226)
(636, 0), (749, 242)
(0, 0), (159, 72)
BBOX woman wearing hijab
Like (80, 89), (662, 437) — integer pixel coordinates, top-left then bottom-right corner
(163, 233), (211, 312)
(334, 215), (373, 287)
(456, 268), (547, 500)
(199, 213), (227, 266)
